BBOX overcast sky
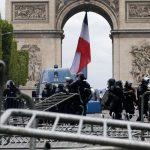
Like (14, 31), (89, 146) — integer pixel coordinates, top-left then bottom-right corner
(0, 0), (112, 89)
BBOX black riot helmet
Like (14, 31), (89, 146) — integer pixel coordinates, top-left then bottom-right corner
(45, 83), (52, 89)
(6, 80), (15, 88)
(65, 77), (73, 84)
(45, 83), (49, 89)
(77, 72), (86, 80)
(141, 77), (149, 85)
(107, 78), (116, 87)
(116, 80), (123, 89)
(58, 84), (64, 91)
(124, 80), (132, 88)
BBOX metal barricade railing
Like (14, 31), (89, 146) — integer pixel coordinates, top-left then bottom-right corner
(1, 109), (150, 150)
(35, 92), (81, 112)
(1, 91), (35, 111)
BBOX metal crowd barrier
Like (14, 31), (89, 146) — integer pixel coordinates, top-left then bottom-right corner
(1, 109), (150, 150)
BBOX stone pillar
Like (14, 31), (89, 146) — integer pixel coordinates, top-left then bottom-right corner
(112, 34), (120, 80)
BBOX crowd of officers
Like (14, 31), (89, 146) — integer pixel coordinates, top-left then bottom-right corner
(41, 72), (92, 115)
(106, 77), (150, 121)
(2, 74), (150, 121)
(2, 73), (92, 116)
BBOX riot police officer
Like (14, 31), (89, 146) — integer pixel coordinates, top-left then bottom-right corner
(116, 80), (123, 90)
(56, 84), (65, 93)
(106, 78), (123, 120)
(3, 80), (19, 109)
(64, 77), (74, 93)
(68, 72), (91, 115)
(123, 81), (136, 120)
(137, 77), (149, 121)
(42, 83), (53, 98)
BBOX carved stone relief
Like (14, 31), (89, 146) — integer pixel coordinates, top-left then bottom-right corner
(126, 1), (150, 22)
(12, 2), (49, 22)
(103, 0), (119, 17)
(56, 0), (68, 13)
(56, 0), (119, 18)
(21, 45), (42, 82)
(130, 43), (150, 83)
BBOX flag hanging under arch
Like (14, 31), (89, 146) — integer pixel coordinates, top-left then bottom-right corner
(70, 12), (91, 74)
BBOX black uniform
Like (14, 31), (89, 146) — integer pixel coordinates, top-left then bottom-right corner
(106, 79), (123, 120)
(69, 73), (91, 115)
(3, 81), (19, 109)
(137, 79), (149, 121)
(42, 83), (54, 98)
(123, 81), (136, 120)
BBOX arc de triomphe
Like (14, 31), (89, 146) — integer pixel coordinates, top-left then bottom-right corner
(6, 0), (150, 85)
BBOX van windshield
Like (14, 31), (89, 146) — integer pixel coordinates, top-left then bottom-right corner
(41, 68), (74, 84)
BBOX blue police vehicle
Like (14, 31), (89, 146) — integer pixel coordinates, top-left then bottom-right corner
(32, 65), (75, 98)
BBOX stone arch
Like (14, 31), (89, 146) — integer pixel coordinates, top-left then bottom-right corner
(56, 0), (119, 30)
(8, 0), (150, 85)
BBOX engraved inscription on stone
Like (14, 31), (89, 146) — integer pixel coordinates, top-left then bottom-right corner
(126, 1), (150, 22)
(12, 2), (49, 22)
(130, 42), (150, 83)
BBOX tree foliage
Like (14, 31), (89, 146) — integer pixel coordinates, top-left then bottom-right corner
(0, 20), (13, 80)
(9, 41), (29, 86)
(17, 51), (29, 85)
(0, 20), (29, 86)
(0, 28), (2, 59)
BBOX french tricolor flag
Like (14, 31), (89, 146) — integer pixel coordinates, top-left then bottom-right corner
(70, 12), (91, 74)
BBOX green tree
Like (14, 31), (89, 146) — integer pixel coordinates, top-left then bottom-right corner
(0, 20), (29, 86)
(9, 40), (29, 86)
(0, 28), (2, 59)
(9, 40), (18, 84)
(0, 20), (13, 80)
(17, 51), (29, 85)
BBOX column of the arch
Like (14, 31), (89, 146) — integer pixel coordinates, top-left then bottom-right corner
(41, 0), (62, 69)
(45, 0), (56, 68)
(112, 34), (120, 80)
(54, 35), (63, 67)
(52, 0), (62, 67)
(110, 1), (123, 82)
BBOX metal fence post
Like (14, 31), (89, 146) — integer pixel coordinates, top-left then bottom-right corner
(30, 119), (36, 150)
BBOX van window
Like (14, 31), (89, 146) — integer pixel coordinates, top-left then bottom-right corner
(41, 69), (74, 84)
